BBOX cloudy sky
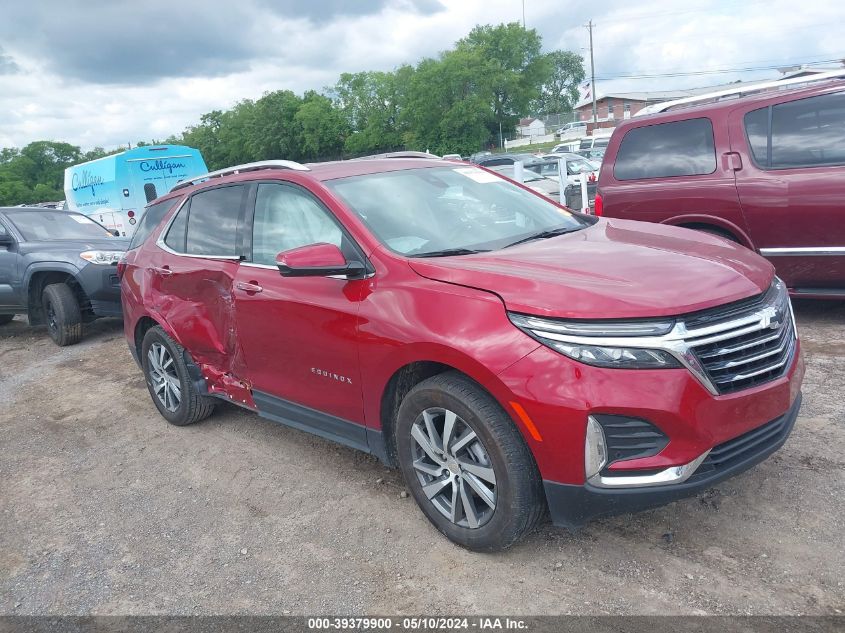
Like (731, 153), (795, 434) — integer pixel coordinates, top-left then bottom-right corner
(0, 0), (842, 150)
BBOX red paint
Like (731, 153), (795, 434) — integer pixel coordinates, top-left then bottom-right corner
(598, 80), (845, 296)
(121, 157), (804, 491)
(276, 242), (346, 269)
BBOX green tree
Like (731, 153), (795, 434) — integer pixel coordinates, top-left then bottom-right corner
(534, 51), (585, 115)
(295, 91), (347, 159)
(456, 23), (552, 137)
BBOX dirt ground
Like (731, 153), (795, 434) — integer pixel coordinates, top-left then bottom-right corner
(1, 301), (843, 616)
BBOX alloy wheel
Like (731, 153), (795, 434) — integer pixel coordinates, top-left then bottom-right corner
(410, 407), (497, 528)
(147, 342), (182, 412)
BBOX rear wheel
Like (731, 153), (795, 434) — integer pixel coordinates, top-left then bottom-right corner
(395, 372), (544, 551)
(0, 315), (14, 326)
(141, 326), (215, 426)
(42, 283), (82, 346)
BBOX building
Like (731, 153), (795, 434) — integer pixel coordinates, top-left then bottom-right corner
(516, 117), (546, 137)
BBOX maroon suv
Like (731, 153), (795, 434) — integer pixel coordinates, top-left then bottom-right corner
(596, 78), (845, 299)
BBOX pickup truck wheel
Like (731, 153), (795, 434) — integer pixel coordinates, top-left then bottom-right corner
(141, 326), (215, 426)
(42, 283), (82, 346)
(0, 315), (14, 325)
(396, 371), (544, 551)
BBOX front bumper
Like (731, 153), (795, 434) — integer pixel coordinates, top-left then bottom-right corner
(76, 263), (123, 317)
(544, 392), (802, 528)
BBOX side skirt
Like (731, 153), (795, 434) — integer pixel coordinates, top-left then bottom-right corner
(251, 390), (390, 464)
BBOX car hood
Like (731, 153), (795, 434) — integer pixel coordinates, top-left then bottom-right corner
(408, 218), (774, 319)
(19, 238), (130, 259)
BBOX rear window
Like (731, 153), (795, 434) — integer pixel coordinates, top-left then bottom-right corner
(185, 185), (244, 256)
(744, 91), (845, 169)
(5, 211), (116, 240)
(613, 118), (717, 180)
(127, 198), (179, 250)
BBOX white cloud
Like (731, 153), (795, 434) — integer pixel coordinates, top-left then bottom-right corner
(0, 0), (842, 150)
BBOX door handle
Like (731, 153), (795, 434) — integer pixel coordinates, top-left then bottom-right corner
(151, 266), (173, 277)
(236, 281), (263, 293)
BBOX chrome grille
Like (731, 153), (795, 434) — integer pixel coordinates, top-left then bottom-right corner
(682, 282), (796, 395)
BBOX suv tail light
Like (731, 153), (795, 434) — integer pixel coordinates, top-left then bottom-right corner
(594, 191), (603, 216)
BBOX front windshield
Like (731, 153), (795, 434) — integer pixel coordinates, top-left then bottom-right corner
(7, 211), (115, 240)
(326, 166), (586, 256)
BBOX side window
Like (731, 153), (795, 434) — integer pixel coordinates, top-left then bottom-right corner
(613, 118), (716, 181)
(185, 185), (245, 256)
(129, 198), (178, 250)
(744, 106), (769, 166)
(164, 199), (189, 253)
(251, 183), (343, 266)
(771, 91), (845, 169)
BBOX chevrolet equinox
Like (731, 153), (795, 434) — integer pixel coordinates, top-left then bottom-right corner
(120, 158), (804, 551)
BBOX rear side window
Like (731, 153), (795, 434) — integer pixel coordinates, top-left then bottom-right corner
(128, 198), (178, 250)
(164, 200), (189, 253)
(614, 118), (716, 180)
(185, 185), (245, 256)
(744, 91), (845, 169)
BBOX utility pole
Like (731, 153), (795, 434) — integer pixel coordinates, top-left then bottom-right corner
(587, 20), (597, 126)
(522, 0), (525, 28)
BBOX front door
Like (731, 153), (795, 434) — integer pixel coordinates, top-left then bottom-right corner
(730, 89), (845, 291)
(0, 220), (21, 310)
(233, 182), (368, 448)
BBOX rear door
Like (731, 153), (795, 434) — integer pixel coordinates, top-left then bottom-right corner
(149, 184), (247, 370)
(233, 181), (369, 446)
(730, 88), (845, 291)
(602, 117), (746, 230)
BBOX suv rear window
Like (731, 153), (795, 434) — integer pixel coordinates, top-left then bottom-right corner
(127, 198), (179, 250)
(613, 118), (716, 180)
(744, 91), (845, 169)
(184, 186), (244, 256)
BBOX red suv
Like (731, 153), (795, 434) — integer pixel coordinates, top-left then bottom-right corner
(596, 78), (845, 299)
(121, 158), (804, 550)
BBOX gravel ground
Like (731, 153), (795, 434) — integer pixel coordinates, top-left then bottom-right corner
(0, 301), (843, 616)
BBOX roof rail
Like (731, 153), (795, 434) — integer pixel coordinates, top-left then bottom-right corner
(355, 151), (440, 160)
(636, 69), (845, 117)
(170, 160), (310, 192)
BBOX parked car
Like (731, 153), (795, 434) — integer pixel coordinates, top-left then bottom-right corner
(551, 141), (582, 154)
(0, 207), (128, 345)
(487, 165), (560, 199)
(597, 79), (845, 298)
(557, 121), (587, 136)
(473, 153), (543, 169)
(578, 134), (611, 154)
(121, 158), (803, 551)
(530, 154), (599, 183)
(441, 154), (463, 161)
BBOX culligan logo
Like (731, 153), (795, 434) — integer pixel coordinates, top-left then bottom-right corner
(140, 159), (186, 175)
(72, 170), (104, 197)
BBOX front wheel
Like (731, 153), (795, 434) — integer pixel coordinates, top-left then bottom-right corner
(395, 372), (544, 551)
(42, 283), (82, 346)
(141, 326), (215, 426)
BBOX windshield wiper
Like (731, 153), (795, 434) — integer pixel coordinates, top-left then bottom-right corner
(412, 248), (490, 258)
(504, 226), (581, 248)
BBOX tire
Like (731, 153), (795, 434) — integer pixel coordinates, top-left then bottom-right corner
(141, 325), (215, 426)
(694, 226), (739, 243)
(395, 371), (544, 551)
(42, 283), (82, 346)
(0, 314), (14, 326)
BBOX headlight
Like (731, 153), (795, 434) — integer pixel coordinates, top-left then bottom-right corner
(509, 313), (682, 369)
(80, 250), (123, 265)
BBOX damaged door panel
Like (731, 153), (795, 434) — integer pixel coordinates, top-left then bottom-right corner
(145, 183), (252, 399)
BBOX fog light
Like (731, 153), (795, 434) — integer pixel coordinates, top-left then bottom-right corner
(584, 416), (608, 480)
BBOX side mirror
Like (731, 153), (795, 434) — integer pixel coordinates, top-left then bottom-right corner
(0, 233), (13, 246)
(112, 230), (120, 237)
(276, 243), (366, 279)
